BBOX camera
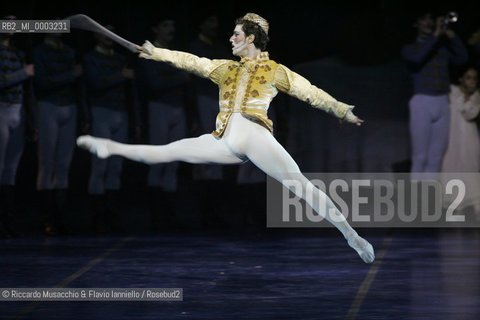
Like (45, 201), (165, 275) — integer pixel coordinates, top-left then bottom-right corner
(444, 11), (458, 26)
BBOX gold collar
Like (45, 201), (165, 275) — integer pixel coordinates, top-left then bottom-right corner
(240, 51), (269, 64)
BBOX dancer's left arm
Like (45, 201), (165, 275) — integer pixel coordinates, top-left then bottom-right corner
(275, 64), (363, 125)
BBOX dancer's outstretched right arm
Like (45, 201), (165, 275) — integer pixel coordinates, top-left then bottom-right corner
(137, 41), (229, 84)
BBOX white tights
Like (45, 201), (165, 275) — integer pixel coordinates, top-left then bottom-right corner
(77, 113), (374, 263)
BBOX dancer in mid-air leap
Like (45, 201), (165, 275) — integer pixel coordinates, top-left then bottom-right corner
(77, 13), (375, 263)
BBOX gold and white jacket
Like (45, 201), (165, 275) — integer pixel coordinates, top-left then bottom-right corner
(146, 48), (354, 138)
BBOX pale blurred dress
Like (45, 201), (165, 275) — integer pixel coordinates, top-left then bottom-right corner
(441, 85), (480, 172)
(441, 85), (480, 212)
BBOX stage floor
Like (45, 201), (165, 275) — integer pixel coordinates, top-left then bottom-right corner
(1, 229), (479, 319)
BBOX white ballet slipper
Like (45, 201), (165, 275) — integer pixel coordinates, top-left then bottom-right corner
(346, 231), (375, 264)
(76, 135), (111, 159)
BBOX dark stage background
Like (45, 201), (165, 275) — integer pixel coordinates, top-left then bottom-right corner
(1, 0), (480, 234)
(2, 3), (480, 319)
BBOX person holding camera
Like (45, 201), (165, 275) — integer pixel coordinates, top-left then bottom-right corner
(402, 11), (468, 173)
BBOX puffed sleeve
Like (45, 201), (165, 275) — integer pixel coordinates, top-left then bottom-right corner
(275, 64), (353, 119)
(149, 47), (230, 85)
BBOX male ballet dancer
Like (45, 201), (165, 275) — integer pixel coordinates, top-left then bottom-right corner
(78, 13), (375, 263)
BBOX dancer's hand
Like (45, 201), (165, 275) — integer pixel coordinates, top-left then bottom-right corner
(353, 116), (364, 126)
(343, 110), (364, 126)
(137, 40), (154, 59)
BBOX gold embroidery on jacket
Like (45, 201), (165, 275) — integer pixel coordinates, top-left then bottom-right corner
(212, 55), (278, 138)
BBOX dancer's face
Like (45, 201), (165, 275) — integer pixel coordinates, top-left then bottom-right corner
(230, 24), (249, 57)
(460, 69), (478, 94)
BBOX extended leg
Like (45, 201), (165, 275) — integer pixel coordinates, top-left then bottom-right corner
(241, 123), (374, 263)
(77, 133), (244, 165)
